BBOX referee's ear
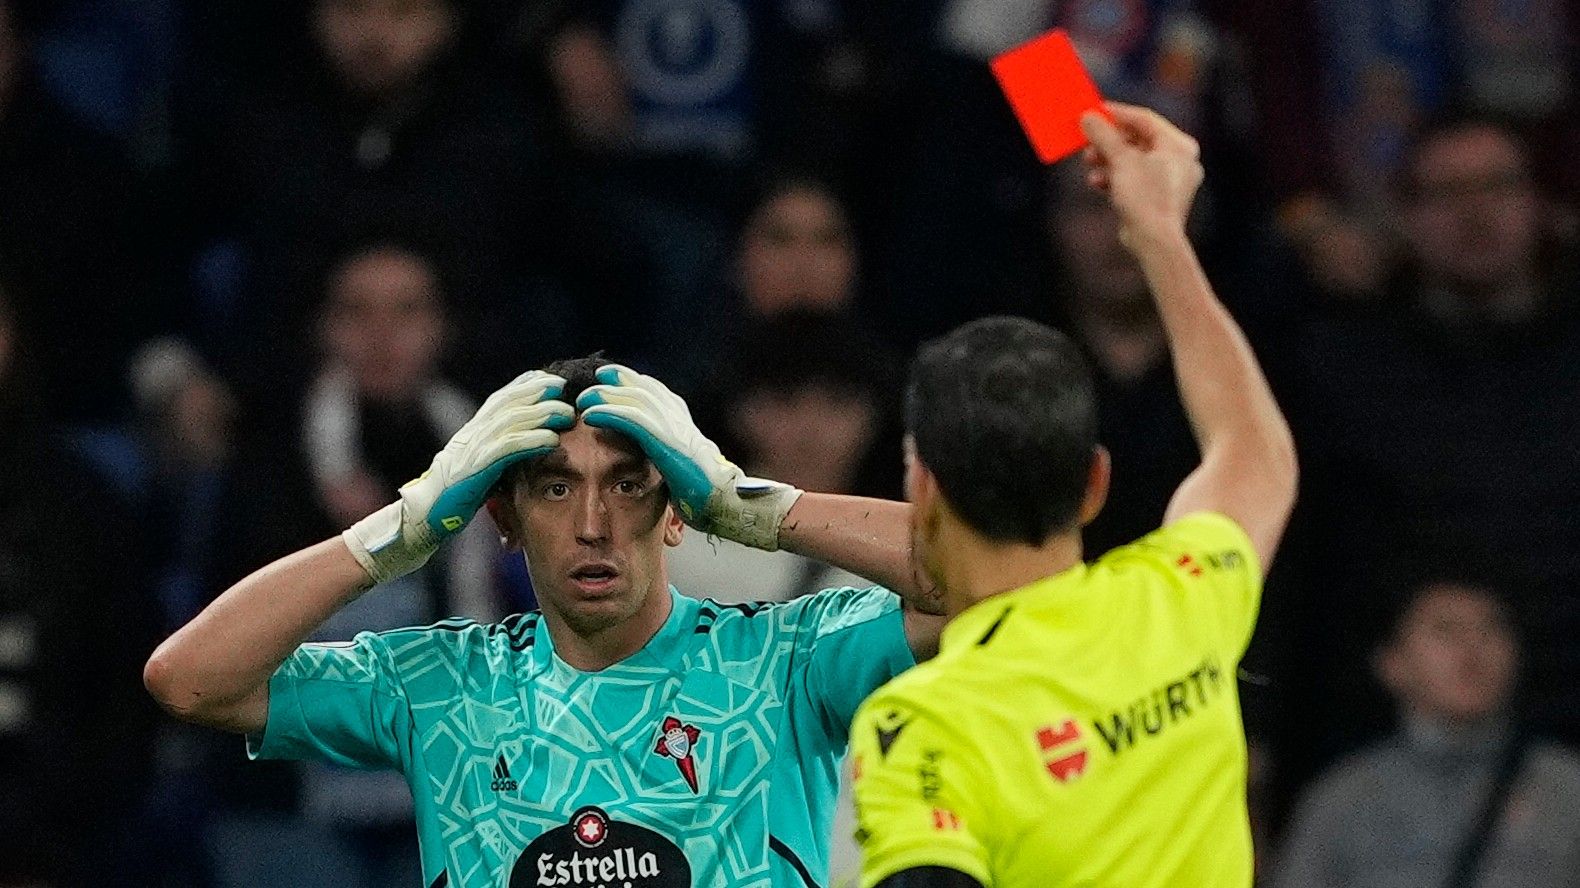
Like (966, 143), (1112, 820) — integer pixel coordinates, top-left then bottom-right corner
(1076, 446), (1111, 528)
(903, 435), (932, 509)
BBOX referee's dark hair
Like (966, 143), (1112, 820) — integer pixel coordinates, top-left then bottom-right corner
(906, 316), (1098, 546)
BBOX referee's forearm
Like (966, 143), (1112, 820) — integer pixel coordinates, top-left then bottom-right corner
(1132, 225), (1294, 469)
(143, 537), (373, 732)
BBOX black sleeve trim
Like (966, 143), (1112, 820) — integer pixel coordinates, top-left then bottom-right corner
(875, 866), (987, 888)
(427, 871), (448, 888)
(769, 835), (822, 888)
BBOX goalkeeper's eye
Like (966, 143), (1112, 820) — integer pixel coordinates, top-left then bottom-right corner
(541, 481), (571, 501)
(614, 478), (646, 497)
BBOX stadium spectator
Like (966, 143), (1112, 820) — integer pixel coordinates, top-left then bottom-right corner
(129, 338), (238, 630)
(1272, 579), (1580, 888)
(1043, 163), (1198, 557)
(0, 0), (163, 421)
(199, 0), (545, 397)
(875, 0), (1268, 350)
(591, 171), (874, 394)
(198, 241), (513, 888)
(1241, 0), (1579, 304)
(736, 174), (862, 318)
(522, 0), (876, 167)
(669, 311), (901, 605)
(0, 284), (162, 887)
(1285, 117), (1580, 768)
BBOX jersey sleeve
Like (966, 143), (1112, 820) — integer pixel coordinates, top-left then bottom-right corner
(1115, 511), (1264, 657)
(849, 690), (992, 888)
(246, 631), (413, 771)
(800, 586), (916, 739)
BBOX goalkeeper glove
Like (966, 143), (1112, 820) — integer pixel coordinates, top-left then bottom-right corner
(343, 370), (574, 585)
(576, 364), (802, 551)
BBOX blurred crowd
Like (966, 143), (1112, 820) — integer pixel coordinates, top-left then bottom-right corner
(0, 0), (1576, 885)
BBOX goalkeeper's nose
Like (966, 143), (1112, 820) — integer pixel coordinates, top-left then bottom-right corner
(574, 488), (613, 545)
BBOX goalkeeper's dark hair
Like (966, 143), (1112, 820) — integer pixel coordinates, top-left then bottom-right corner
(542, 353), (608, 406)
(906, 316), (1097, 546)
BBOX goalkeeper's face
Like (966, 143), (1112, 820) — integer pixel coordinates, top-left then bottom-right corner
(502, 421), (684, 636)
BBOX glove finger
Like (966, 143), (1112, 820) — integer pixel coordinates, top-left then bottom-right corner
(576, 382), (661, 415)
(426, 428), (560, 536)
(593, 363), (639, 387)
(579, 403), (714, 519)
(537, 398), (576, 431)
(506, 370), (567, 398)
(474, 398), (576, 446)
(463, 375), (566, 447)
(478, 428), (562, 475)
(593, 364), (690, 416)
(478, 371), (567, 416)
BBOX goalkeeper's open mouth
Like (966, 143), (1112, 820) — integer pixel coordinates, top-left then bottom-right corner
(568, 561), (621, 595)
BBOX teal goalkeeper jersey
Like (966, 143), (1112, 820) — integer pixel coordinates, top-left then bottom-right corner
(248, 585), (915, 888)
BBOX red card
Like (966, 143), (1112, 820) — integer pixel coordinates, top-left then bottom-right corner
(991, 29), (1109, 164)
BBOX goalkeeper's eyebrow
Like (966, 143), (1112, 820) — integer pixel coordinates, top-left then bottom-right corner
(520, 450), (653, 484)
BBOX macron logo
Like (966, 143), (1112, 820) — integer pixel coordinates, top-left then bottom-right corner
(491, 755), (518, 792)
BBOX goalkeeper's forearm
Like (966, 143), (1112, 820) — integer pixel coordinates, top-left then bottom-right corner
(144, 537), (372, 734)
(776, 494), (940, 613)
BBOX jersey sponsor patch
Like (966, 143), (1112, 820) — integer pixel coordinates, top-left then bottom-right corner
(1036, 718), (1090, 783)
(1091, 654), (1225, 755)
(511, 806), (691, 887)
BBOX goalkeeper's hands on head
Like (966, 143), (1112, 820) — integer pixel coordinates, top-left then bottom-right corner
(576, 364), (803, 551)
(342, 370), (575, 585)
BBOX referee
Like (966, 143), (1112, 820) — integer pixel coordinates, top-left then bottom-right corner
(849, 102), (1298, 887)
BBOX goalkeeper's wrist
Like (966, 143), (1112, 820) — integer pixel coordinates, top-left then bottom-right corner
(708, 484), (803, 552)
(342, 500), (439, 586)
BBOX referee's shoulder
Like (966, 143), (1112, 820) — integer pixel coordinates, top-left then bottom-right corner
(860, 651), (959, 715)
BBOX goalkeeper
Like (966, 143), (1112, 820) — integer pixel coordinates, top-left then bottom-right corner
(146, 358), (945, 888)
(848, 103), (1298, 887)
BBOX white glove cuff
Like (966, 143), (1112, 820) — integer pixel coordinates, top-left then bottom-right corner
(342, 500), (435, 586)
(710, 483), (804, 552)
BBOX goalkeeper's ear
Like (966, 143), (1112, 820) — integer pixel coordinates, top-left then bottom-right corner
(487, 494), (524, 552)
(662, 503), (685, 548)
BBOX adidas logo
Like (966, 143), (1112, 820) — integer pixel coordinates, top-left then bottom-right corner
(491, 755), (518, 792)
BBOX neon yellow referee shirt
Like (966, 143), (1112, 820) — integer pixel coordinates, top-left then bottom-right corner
(850, 512), (1262, 887)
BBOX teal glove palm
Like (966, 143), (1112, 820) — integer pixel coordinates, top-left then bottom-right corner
(343, 370), (574, 584)
(576, 364), (802, 551)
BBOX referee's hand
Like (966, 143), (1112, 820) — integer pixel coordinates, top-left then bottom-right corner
(1078, 102), (1204, 249)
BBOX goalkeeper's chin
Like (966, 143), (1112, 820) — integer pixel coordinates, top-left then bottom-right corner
(552, 574), (646, 635)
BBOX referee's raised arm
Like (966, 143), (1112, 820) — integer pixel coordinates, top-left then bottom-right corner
(1080, 104), (1298, 569)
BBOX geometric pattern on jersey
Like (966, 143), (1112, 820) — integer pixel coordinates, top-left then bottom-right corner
(250, 585), (915, 888)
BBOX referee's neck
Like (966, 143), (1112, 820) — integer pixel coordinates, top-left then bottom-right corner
(939, 528), (1085, 618)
